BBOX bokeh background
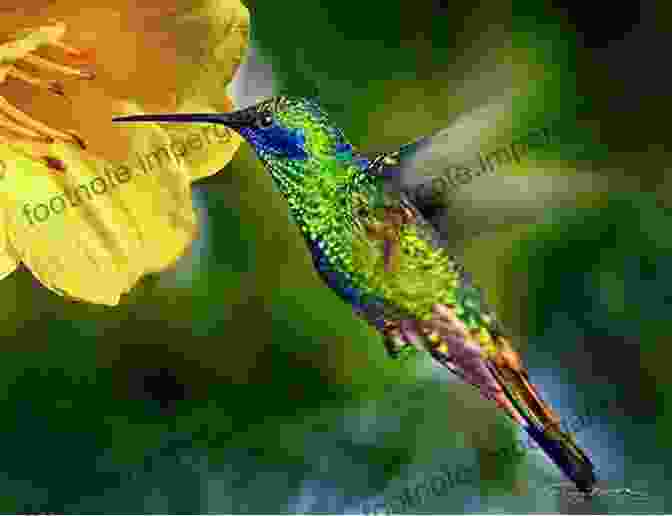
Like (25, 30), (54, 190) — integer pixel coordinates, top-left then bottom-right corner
(1, 0), (671, 513)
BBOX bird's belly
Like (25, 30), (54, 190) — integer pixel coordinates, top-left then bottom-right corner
(306, 228), (469, 331)
(307, 237), (390, 329)
(350, 227), (462, 323)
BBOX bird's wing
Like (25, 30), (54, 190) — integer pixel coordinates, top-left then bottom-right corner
(363, 96), (609, 253)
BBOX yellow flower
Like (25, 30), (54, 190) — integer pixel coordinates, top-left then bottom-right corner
(0, 1), (250, 305)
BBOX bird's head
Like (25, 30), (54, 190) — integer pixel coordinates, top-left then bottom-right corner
(113, 96), (358, 193)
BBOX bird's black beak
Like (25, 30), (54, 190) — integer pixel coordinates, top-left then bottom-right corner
(112, 105), (258, 132)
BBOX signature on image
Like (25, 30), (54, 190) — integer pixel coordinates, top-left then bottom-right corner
(545, 482), (651, 505)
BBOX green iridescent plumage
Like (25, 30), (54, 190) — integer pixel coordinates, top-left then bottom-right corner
(112, 95), (598, 494)
(238, 97), (499, 357)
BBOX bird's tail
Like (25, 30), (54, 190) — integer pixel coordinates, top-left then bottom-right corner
(485, 347), (597, 493)
(385, 307), (597, 493)
(428, 335), (597, 493)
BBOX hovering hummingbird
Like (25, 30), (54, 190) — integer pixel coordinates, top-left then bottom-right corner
(113, 95), (597, 493)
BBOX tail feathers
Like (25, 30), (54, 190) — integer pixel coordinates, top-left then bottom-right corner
(486, 361), (597, 493)
(499, 364), (560, 429)
(489, 338), (562, 429)
(396, 303), (597, 493)
(523, 423), (597, 493)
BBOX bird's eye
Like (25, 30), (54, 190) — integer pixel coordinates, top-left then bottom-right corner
(256, 113), (274, 128)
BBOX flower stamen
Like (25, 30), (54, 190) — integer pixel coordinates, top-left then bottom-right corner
(6, 65), (65, 97)
(0, 95), (81, 144)
(0, 22), (96, 171)
(20, 53), (95, 80)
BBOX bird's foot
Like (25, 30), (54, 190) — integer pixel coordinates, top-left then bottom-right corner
(382, 319), (425, 360)
(383, 331), (420, 360)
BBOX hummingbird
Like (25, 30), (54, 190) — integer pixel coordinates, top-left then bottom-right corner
(113, 95), (597, 493)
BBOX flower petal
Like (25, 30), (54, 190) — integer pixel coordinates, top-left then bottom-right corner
(104, 102), (203, 275)
(162, 1), (250, 181)
(2, 145), (143, 305)
(0, 201), (19, 281)
(1, 108), (201, 305)
(0, 2), (251, 305)
(160, 96), (245, 183)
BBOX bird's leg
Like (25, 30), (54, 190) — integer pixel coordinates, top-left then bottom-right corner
(382, 321), (409, 359)
(399, 319), (426, 352)
(382, 320), (423, 360)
